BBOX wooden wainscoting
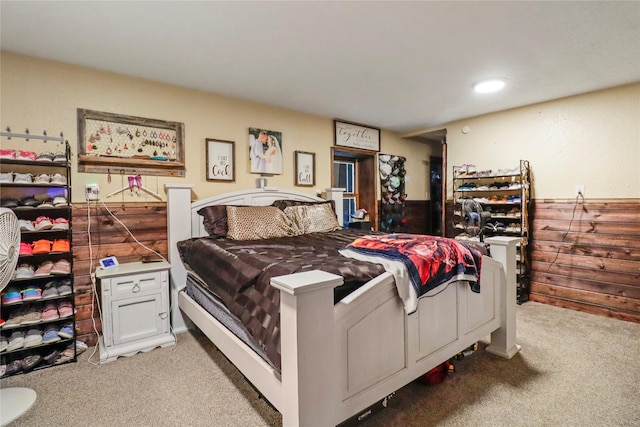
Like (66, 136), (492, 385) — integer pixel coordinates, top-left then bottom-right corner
(72, 202), (168, 346)
(404, 200), (430, 235)
(530, 199), (640, 323)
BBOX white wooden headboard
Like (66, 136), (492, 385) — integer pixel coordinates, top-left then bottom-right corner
(189, 187), (326, 238)
(164, 184), (345, 332)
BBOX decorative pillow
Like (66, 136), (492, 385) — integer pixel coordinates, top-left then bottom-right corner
(272, 199), (335, 212)
(284, 203), (342, 234)
(226, 206), (299, 240)
(197, 205), (228, 237)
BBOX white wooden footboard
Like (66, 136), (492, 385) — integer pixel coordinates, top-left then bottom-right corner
(164, 184), (520, 427)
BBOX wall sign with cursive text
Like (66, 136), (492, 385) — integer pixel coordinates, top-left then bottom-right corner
(295, 151), (315, 187)
(334, 120), (380, 152)
(206, 138), (235, 182)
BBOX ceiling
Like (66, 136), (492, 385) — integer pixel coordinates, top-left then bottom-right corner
(1, 1), (639, 135)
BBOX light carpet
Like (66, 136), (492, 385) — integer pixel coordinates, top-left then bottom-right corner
(2, 302), (639, 426)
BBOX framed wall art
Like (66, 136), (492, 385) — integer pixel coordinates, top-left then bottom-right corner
(206, 138), (235, 182)
(249, 127), (283, 175)
(334, 120), (380, 152)
(77, 108), (185, 176)
(295, 151), (315, 187)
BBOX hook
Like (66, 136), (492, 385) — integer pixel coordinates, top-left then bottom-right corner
(5, 127), (10, 139)
(43, 130), (47, 143)
(25, 128), (29, 141)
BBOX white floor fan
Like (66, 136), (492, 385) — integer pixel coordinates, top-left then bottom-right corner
(0, 207), (37, 426)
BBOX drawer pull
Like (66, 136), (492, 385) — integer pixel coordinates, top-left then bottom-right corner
(159, 312), (168, 319)
(132, 283), (141, 293)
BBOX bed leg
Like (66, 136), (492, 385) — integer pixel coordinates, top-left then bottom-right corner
(484, 236), (521, 359)
(271, 270), (343, 427)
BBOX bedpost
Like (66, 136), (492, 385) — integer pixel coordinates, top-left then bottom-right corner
(271, 270), (343, 427)
(164, 183), (194, 333)
(484, 236), (521, 359)
(325, 187), (345, 226)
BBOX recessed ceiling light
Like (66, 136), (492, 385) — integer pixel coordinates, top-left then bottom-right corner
(473, 79), (507, 93)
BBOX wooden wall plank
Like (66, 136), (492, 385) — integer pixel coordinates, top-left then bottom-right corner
(71, 202), (168, 346)
(530, 198), (640, 323)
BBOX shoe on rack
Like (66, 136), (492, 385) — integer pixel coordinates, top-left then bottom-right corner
(43, 348), (61, 365)
(58, 322), (74, 339)
(36, 152), (55, 162)
(23, 327), (43, 348)
(31, 239), (52, 255)
(7, 330), (25, 351)
(19, 196), (40, 208)
(16, 150), (37, 161)
(0, 172), (13, 183)
(52, 152), (67, 163)
(57, 279), (72, 296)
(38, 199), (55, 208)
(15, 263), (35, 279)
(21, 304), (42, 324)
(76, 340), (88, 355)
(22, 354), (43, 372)
(1, 198), (20, 208)
(43, 325), (62, 343)
(51, 217), (69, 230)
(42, 281), (60, 299)
(52, 196), (68, 206)
(0, 335), (8, 353)
(21, 287), (42, 302)
(13, 173), (33, 184)
(34, 173), (51, 184)
(0, 149), (16, 159)
(5, 359), (23, 376)
(2, 286), (22, 304)
(57, 300), (73, 318)
(51, 239), (70, 253)
(41, 302), (59, 321)
(50, 259), (71, 275)
(34, 216), (53, 230)
(33, 260), (54, 277)
(4, 308), (25, 328)
(19, 219), (35, 231)
(50, 173), (66, 185)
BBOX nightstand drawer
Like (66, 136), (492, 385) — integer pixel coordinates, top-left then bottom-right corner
(103, 270), (168, 298)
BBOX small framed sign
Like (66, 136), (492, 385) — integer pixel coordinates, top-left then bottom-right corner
(295, 151), (315, 187)
(334, 120), (380, 152)
(206, 138), (235, 182)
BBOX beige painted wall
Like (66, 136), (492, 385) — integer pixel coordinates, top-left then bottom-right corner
(1, 51), (432, 203)
(442, 83), (640, 200)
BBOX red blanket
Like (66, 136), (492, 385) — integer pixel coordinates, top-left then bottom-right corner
(341, 234), (482, 307)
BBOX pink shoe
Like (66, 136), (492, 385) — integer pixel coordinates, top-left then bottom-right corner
(41, 302), (59, 321)
(0, 149), (16, 159)
(34, 260), (54, 277)
(50, 259), (71, 275)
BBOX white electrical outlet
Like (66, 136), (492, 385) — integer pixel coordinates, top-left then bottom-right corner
(86, 183), (100, 200)
(575, 185), (584, 197)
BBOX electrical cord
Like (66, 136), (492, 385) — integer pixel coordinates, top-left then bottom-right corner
(547, 192), (584, 270)
(97, 200), (177, 349)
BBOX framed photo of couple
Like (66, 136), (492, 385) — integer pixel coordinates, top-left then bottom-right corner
(249, 128), (283, 175)
(206, 138), (235, 182)
(295, 151), (315, 187)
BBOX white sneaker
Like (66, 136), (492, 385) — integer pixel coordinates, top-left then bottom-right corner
(18, 219), (35, 231)
(50, 174), (66, 185)
(15, 264), (35, 279)
(0, 172), (13, 183)
(34, 174), (51, 184)
(52, 196), (67, 206)
(13, 173), (33, 184)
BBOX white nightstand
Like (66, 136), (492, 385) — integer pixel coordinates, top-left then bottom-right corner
(96, 261), (175, 363)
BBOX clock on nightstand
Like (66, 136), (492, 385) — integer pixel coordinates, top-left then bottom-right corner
(96, 261), (175, 363)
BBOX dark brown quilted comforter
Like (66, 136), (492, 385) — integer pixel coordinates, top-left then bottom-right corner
(177, 229), (385, 370)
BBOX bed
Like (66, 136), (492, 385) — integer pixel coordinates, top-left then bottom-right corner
(165, 184), (520, 426)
